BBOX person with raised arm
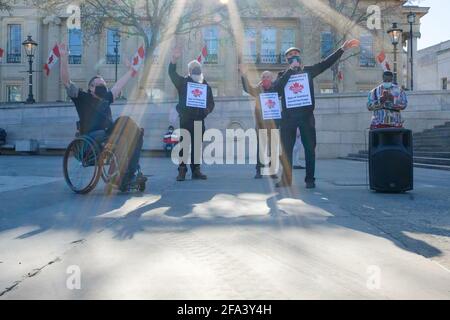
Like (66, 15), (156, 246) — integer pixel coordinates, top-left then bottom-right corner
(169, 46), (215, 181)
(272, 39), (360, 189)
(59, 42), (147, 192)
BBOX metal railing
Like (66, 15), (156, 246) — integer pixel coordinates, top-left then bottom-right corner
(69, 55), (82, 65)
(360, 57), (376, 67)
(7, 53), (21, 63)
(204, 53), (218, 64)
(243, 53), (283, 64)
(106, 54), (120, 65)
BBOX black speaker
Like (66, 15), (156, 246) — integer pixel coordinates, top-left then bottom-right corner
(369, 128), (413, 192)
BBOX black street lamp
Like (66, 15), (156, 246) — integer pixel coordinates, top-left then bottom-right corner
(22, 35), (38, 104)
(407, 12), (416, 91)
(387, 22), (403, 85)
(113, 31), (121, 83)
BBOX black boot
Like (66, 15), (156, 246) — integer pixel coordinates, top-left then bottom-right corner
(192, 167), (207, 180)
(177, 166), (187, 181)
(254, 168), (262, 179)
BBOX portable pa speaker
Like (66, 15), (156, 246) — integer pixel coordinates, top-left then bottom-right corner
(369, 128), (413, 192)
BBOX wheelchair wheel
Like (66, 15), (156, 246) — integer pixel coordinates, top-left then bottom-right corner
(100, 145), (120, 185)
(63, 137), (101, 194)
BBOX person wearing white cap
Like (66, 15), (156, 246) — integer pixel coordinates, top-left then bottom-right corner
(272, 39), (360, 189)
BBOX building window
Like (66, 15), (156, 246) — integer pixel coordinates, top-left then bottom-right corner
(280, 28), (295, 57)
(442, 78), (448, 90)
(203, 26), (219, 64)
(106, 28), (120, 64)
(145, 27), (159, 63)
(260, 28), (277, 63)
(243, 28), (257, 63)
(68, 28), (82, 64)
(360, 34), (375, 67)
(7, 24), (22, 63)
(321, 32), (333, 58)
(6, 85), (22, 102)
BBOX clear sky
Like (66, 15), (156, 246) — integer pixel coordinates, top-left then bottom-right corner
(415, 0), (450, 49)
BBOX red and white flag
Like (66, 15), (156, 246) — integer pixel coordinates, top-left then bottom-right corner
(0, 47), (4, 62)
(44, 44), (60, 76)
(131, 45), (145, 77)
(376, 51), (391, 72)
(197, 45), (208, 65)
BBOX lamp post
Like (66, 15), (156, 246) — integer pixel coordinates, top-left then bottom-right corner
(407, 12), (416, 91)
(113, 31), (121, 83)
(387, 22), (403, 85)
(22, 35), (38, 104)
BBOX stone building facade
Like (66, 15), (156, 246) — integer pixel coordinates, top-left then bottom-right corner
(416, 40), (450, 91)
(0, 0), (428, 103)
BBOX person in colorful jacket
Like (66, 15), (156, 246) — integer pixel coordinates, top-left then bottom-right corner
(367, 70), (408, 129)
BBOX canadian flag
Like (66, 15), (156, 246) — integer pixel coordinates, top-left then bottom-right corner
(44, 44), (60, 76)
(197, 45), (208, 65)
(131, 45), (145, 77)
(376, 51), (391, 72)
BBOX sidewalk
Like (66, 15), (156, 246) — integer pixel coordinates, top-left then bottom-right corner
(0, 156), (449, 299)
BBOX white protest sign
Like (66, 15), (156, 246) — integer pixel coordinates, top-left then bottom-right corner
(259, 93), (282, 120)
(284, 73), (312, 108)
(186, 82), (207, 108)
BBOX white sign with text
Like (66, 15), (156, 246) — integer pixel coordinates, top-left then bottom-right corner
(186, 82), (207, 108)
(259, 93), (282, 120)
(284, 73), (312, 108)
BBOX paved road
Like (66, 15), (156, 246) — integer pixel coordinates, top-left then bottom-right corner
(0, 156), (449, 299)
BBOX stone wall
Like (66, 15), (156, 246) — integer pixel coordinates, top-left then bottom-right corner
(1, 90), (449, 158)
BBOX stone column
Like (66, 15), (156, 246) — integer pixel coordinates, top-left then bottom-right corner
(42, 15), (62, 102)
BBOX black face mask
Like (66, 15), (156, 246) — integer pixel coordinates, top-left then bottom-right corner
(94, 85), (108, 99)
(191, 67), (202, 75)
(288, 55), (301, 65)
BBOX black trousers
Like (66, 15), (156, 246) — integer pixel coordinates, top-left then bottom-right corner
(179, 117), (205, 171)
(280, 112), (316, 184)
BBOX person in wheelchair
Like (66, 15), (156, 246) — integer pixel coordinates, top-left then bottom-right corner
(59, 43), (146, 191)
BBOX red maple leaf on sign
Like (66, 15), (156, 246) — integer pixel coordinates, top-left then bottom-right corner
(289, 82), (304, 94)
(133, 56), (139, 66)
(265, 99), (276, 109)
(192, 89), (203, 97)
(48, 55), (54, 64)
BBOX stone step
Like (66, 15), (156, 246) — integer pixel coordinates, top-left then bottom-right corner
(414, 157), (450, 166)
(434, 123), (450, 129)
(414, 148), (450, 153)
(341, 157), (450, 171)
(413, 163), (450, 171)
(357, 150), (450, 158)
(414, 130), (450, 138)
(414, 139), (450, 148)
(414, 151), (450, 159)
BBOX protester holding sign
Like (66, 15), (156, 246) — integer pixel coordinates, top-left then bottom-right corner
(240, 66), (280, 179)
(273, 39), (360, 188)
(169, 46), (215, 181)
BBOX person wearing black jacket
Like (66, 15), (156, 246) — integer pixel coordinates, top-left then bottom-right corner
(273, 39), (360, 189)
(239, 66), (280, 179)
(169, 47), (215, 181)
